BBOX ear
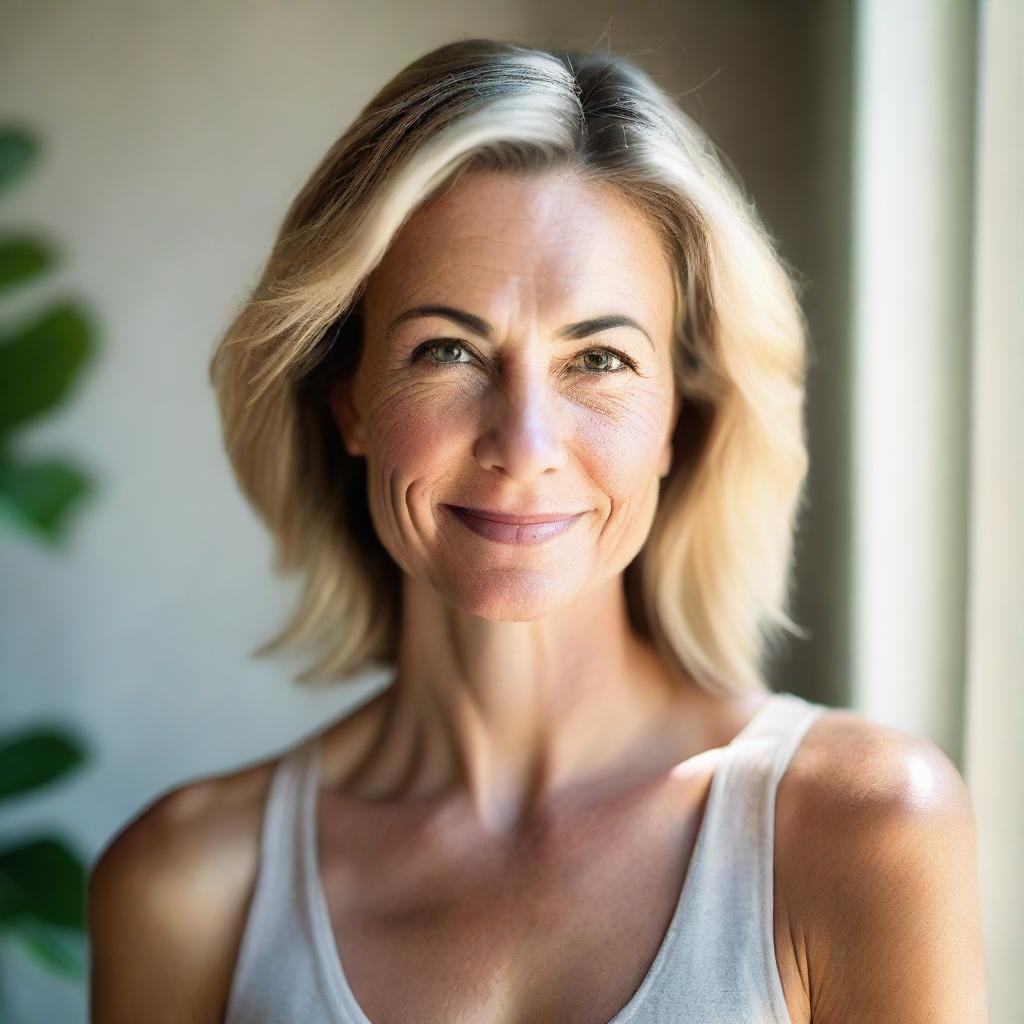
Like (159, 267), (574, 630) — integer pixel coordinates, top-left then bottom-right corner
(328, 375), (366, 457)
(659, 390), (681, 479)
(658, 435), (674, 479)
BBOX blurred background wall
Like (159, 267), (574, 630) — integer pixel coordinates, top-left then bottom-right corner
(1, 1), (1018, 1021)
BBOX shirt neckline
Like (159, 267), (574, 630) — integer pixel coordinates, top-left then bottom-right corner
(300, 690), (787, 1024)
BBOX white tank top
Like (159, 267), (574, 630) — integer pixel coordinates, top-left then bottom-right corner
(224, 689), (827, 1023)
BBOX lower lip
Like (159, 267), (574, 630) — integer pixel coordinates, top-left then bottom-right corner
(444, 506), (588, 545)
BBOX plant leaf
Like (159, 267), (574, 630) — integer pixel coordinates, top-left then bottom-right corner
(1, 920), (87, 980)
(0, 451), (94, 543)
(0, 835), (87, 929)
(0, 235), (56, 292)
(0, 300), (96, 437)
(0, 727), (89, 803)
(0, 128), (39, 195)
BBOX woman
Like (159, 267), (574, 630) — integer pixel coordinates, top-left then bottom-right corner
(87, 38), (987, 1024)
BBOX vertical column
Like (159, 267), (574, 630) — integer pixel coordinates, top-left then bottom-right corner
(963, 0), (1024, 1017)
(849, 0), (977, 760)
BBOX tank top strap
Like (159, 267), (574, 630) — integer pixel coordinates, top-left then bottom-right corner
(728, 690), (826, 778)
(223, 734), (324, 1023)
(641, 691), (828, 1023)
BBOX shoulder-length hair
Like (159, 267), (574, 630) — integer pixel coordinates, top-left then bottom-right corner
(209, 37), (810, 699)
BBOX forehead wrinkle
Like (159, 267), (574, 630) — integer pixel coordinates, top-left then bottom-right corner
(372, 189), (674, 349)
(392, 194), (658, 275)
(396, 253), (652, 317)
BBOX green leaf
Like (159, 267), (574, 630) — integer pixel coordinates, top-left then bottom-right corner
(0, 452), (94, 543)
(0, 835), (87, 929)
(2, 920), (87, 980)
(0, 300), (96, 436)
(0, 128), (39, 195)
(0, 727), (89, 803)
(0, 235), (56, 292)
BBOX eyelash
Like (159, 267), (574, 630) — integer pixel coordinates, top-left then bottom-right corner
(410, 339), (639, 375)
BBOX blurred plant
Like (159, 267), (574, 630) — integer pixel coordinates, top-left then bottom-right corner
(0, 123), (99, 994)
(0, 729), (90, 982)
(0, 126), (95, 541)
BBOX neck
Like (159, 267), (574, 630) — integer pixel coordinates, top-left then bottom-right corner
(345, 573), (704, 835)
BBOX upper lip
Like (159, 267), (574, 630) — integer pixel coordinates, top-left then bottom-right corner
(447, 505), (587, 525)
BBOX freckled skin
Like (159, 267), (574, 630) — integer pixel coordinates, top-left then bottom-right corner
(331, 169), (680, 624)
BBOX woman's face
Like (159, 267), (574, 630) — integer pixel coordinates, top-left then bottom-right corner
(330, 168), (681, 620)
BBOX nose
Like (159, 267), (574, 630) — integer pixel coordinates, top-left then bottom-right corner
(473, 362), (569, 480)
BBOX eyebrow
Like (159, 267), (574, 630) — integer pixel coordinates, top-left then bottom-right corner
(384, 305), (655, 351)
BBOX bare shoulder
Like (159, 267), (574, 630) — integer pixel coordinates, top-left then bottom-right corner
(87, 750), (282, 1024)
(86, 690), (389, 1024)
(774, 706), (988, 1023)
(777, 704), (972, 829)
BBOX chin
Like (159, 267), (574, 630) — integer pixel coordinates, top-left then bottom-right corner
(440, 568), (581, 622)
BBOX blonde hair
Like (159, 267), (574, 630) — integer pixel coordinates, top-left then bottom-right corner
(209, 37), (811, 698)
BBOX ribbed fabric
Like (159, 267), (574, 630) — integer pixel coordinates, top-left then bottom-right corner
(224, 690), (826, 1024)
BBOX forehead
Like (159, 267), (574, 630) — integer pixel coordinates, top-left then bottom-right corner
(363, 170), (676, 330)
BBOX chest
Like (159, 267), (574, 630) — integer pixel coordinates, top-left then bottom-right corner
(313, 772), (810, 1024)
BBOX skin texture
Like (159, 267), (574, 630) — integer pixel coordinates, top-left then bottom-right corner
(87, 169), (988, 1023)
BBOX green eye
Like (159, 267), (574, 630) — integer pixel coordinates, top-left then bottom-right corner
(569, 348), (637, 374)
(413, 340), (471, 365)
(431, 341), (469, 363)
(580, 350), (624, 373)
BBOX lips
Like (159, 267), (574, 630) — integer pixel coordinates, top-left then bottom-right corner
(449, 506), (585, 525)
(444, 505), (588, 545)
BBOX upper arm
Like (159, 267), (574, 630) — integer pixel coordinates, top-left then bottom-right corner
(87, 783), (248, 1024)
(786, 719), (989, 1023)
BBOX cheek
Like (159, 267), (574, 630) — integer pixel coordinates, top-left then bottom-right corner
(577, 402), (671, 496)
(360, 378), (463, 472)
